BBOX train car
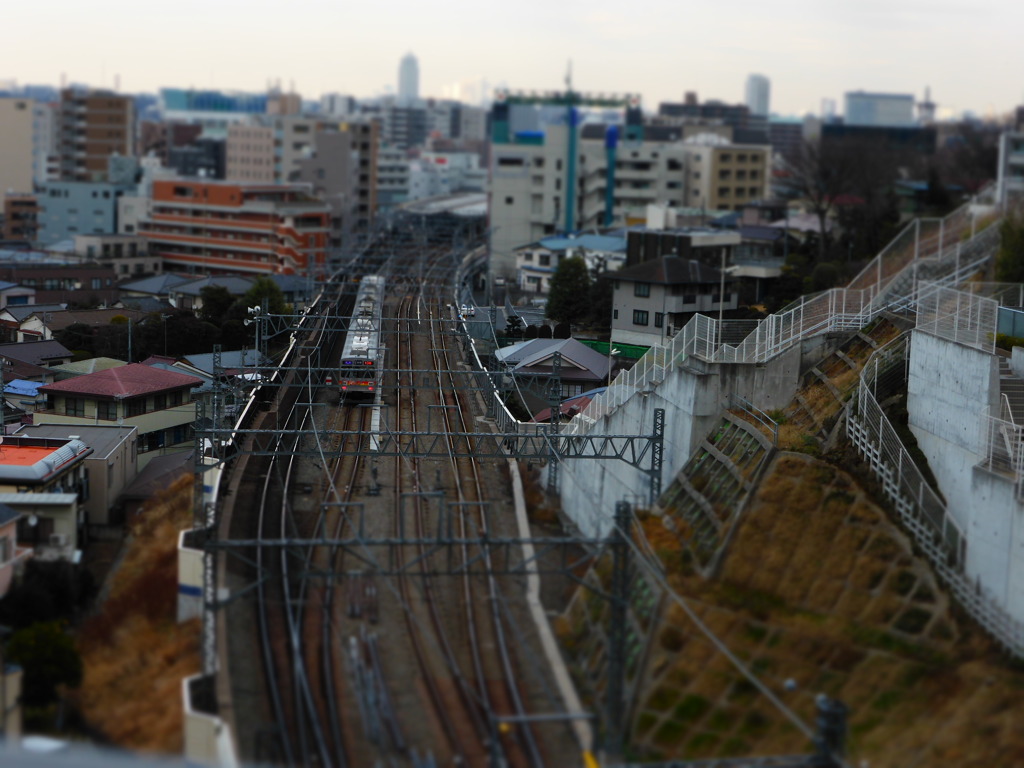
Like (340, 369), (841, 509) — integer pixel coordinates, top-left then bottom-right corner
(338, 275), (385, 400)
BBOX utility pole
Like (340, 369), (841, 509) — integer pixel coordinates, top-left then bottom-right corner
(606, 500), (632, 759)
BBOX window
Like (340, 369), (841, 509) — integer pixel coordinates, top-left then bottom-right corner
(126, 398), (146, 417)
(613, 309), (619, 320)
(64, 397), (85, 417)
(632, 310), (649, 326)
(655, 312), (664, 328)
(505, 196), (514, 205)
(153, 393), (167, 411)
(539, 254), (551, 266)
(170, 391), (183, 407)
(97, 400), (117, 420)
(634, 282), (651, 298)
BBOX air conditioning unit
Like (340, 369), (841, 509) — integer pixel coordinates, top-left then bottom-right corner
(49, 533), (68, 547)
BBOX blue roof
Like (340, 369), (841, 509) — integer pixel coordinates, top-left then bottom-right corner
(532, 234), (627, 253)
(3, 380), (44, 397)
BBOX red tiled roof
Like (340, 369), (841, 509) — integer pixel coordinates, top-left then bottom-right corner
(39, 363), (202, 399)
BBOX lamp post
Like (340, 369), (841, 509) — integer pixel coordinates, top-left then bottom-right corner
(608, 348), (620, 389)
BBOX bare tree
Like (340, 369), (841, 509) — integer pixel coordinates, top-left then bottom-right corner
(783, 139), (860, 261)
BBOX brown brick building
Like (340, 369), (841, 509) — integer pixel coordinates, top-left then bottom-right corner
(58, 89), (134, 182)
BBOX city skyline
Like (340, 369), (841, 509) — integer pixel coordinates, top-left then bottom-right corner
(5, 0), (1024, 119)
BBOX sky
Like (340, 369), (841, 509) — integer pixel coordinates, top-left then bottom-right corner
(6, 0), (1024, 119)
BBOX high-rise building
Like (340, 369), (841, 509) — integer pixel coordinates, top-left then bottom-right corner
(844, 91), (915, 128)
(58, 88), (134, 182)
(398, 53), (419, 105)
(0, 97), (35, 194)
(745, 74), (770, 117)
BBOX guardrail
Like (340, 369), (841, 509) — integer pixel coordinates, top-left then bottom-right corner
(847, 333), (1024, 657)
(565, 197), (1003, 436)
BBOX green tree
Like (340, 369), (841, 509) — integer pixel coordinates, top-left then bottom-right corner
(996, 213), (1024, 283)
(7, 621), (83, 708)
(199, 285), (237, 323)
(243, 276), (288, 316)
(545, 255), (591, 326)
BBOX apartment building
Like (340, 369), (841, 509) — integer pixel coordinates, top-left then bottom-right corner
(57, 88), (134, 182)
(491, 116), (754, 275)
(35, 180), (134, 246)
(139, 179), (329, 276)
(73, 233), (160, 278)
(227, 117), (378, 230)
(680, 139), (771, 212)
(2, 194), (39, 242)
(225, 122), (275, 183)
(0, 97), (35, 194)
(377, 144), (411, 208)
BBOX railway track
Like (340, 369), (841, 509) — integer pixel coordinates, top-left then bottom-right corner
(226, 241), (578, 766)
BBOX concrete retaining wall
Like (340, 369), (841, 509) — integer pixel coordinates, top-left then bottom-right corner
(559, 343), (802, 538)
(908, 329), (1024, 620)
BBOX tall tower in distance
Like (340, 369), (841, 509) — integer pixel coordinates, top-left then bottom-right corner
(745, 73), (770, 117)
(398, 53), (419, 105)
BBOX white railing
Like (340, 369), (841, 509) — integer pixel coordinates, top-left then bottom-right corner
(981, 413), (1024, 493)
(915, 283), (998, 354)
(849, 334), (1024, 657)
(567, 197), (1003, 436)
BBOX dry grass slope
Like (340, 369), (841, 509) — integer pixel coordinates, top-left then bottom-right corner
(74, 474), (200, 754)
(631, 453), (1024, 766)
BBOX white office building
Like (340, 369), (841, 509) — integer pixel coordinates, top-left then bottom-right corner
(398, 53), (420, 106)
(745, 74), (770, 117)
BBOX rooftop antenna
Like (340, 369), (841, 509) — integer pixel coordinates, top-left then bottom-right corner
(565, 60), (573, 92)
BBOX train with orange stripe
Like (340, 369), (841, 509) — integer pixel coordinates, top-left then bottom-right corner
(338, 275), (385, 400)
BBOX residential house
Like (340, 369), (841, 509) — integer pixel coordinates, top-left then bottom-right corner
(0, 503), (32, 598)
(0, 280), (35, 310)
(610, 256), (738, 347)
(0, 434), (94, 560)
(50, 357), (127, 381)
(168, 275), (255, 312)
(2, 380), (48, 416)
(494, 337), (611, 413)
(117, 274), (193, 305)
(16, 424), (138, 530)
(177, 349), (269, 380)
(37, 363), (202, 468)
(0, 304), (65, 343)
(514, 233), (627, 296)
(120, 450), (193, 519)
(17, 307), (148, 343)
(0, 339), (73, 369)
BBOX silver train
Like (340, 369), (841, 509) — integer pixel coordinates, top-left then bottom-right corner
(338, 275), (385, 399)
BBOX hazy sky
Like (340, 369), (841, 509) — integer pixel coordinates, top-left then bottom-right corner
(7, 0), (1023, 118)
